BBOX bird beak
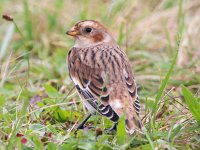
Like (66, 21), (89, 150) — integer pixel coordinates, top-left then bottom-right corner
(66, 28), (79, 36)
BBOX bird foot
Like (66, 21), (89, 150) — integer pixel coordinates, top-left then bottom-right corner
(77, 124), (84, 130)
(76, 124), (95, 130)
(75, 113), (92, 130)
(104, 123), (117, 134)
(105, 128), (116, 134)
(74, 124), (84, 135)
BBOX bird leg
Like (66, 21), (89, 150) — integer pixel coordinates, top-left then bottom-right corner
(76, 113), (92, 130)
(105, 122), (118, 133)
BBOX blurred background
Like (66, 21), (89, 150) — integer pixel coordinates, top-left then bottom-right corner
(0, 0), (200, 149)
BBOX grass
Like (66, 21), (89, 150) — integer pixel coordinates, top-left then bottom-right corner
(0, 0), (200, 149)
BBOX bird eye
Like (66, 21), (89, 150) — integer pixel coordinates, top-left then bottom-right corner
(85, 27), (92, 33)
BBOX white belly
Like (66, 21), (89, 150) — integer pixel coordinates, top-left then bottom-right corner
(77, 92), (96, 114)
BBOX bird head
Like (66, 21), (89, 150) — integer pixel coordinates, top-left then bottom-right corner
(66, 20), (115, 47)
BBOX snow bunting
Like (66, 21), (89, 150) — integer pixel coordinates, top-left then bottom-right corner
(66, 20), (142, 134)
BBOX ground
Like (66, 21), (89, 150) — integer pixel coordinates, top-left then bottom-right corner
(0, 0), (200, 149)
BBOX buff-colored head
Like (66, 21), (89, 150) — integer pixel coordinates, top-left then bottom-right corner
(66, 20), (115, 48)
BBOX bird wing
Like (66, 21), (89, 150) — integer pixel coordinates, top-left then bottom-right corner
(123, 59), (140, 115)
(67, 46), (119, 122)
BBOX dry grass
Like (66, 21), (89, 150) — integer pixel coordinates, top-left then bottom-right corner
(0, 0), (200, 149)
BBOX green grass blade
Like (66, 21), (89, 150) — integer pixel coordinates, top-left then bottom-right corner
(116, 115), (126, 145)
(152, 41), (179, 127)
(181, 85), (200, 124)
(152, 0), (183, 127)
(143, 127), (155, 150)
(23, 0), (33, 41)
(7, 88), (29, 149)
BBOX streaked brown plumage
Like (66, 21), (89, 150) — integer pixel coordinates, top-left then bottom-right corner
(66, 20), (142, 134)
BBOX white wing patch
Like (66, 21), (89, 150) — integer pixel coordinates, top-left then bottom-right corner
(110, 99), (122, 109)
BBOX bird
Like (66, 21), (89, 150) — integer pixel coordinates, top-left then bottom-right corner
(66, 20), (142, 134)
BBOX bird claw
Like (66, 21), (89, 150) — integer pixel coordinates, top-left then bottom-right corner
(105, 128), (116, 134)
(76, 123), (84, 130)
(104, 123), (117, 134)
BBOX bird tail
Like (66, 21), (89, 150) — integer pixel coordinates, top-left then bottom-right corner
(125, 115), (142, 135)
